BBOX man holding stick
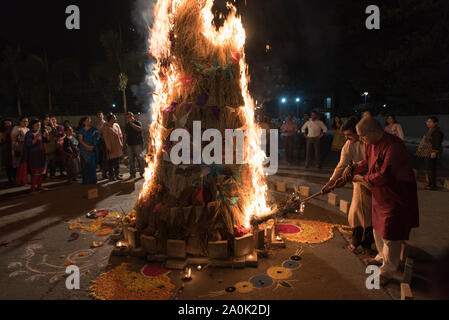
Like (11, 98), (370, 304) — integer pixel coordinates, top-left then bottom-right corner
(338, 117), (419, 286)
(321, 116), (374, 253)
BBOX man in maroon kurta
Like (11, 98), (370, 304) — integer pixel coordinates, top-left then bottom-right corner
(340, 118), (419, 284)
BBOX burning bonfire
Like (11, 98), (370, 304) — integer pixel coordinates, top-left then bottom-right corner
(131, 0), (272, 258)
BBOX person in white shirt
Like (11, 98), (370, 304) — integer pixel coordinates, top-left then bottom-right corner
(301, 111), (327, 168)
(321, 116), (373, 252)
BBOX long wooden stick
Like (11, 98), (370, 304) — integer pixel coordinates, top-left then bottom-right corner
(299, 191), (323, 204)
(250, 185), (339, 226)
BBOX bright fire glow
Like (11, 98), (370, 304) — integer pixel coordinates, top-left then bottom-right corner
(139, 0), (270, 228)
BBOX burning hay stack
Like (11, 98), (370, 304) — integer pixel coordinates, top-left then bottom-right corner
(123, 0), (272, 261)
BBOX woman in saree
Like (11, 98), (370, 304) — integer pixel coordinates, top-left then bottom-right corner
(11, 116), (30, 181)
(384, 115), (405, 141)
(331, 115), (346, 152)
(17, 119), (49, 194)
(78, 117), (99, 184)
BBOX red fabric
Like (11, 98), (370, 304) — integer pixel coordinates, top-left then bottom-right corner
(353, 133), (419, 241)
(153, 203), (164, 213)
(144, 198), (152, 208)
(16, 162), (28, 186)
(276, 224), (302, 234)
(141, 265), (169, 277)
(30, 175), (38, 193)
(179, 74), (193, 88)
(37, 175), (43, 189)
(195, 184), (205, 206)
(231, 52), (241, 65)
(233, 225), (248, 237)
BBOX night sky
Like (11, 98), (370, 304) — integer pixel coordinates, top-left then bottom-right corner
(0, 0), (343, 72)
(0, 0), (133, 73)
(0, 0), (366, 76)
(1, 0), (448, 116)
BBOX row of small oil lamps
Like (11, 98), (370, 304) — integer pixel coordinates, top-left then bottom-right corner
(116, 231), (285, 281)
(115, 241), (196, 282)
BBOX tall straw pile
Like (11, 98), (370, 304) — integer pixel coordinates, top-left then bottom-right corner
(135, 0), (262, 255)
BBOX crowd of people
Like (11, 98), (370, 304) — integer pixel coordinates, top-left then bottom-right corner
(0, 112), (146, 194)
(0, 110), (445, 196)
(261, 110), (445, 190)
(256, 111), (444, 285)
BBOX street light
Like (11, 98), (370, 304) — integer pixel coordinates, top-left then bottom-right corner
(295, 97), (301, 117)
(362, 92), (369, 105)
(281, 98), (287, 104)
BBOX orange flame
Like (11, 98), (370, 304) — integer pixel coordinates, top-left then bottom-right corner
(139, 0), (270, 228)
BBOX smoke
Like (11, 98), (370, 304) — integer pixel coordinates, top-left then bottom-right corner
(132, 0), (156, 34)
(131, 0), (157, 114)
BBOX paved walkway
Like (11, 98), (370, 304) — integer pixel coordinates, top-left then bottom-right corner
(268, 164), (449, 300)
(0, 142), (447, 299)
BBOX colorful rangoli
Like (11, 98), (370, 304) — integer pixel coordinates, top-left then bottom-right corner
(276, 219), (348, 244)
(89, 263), (175, 300)
(200, 247), (304, 297)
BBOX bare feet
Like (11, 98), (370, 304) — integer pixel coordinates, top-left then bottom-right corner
(347, 244), (357, 252)
(364, 257), (382, 266)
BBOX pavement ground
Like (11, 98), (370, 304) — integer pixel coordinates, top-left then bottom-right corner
(1, 154), (447, 300)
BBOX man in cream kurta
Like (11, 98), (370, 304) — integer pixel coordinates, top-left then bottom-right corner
(321, 117), (373, 252)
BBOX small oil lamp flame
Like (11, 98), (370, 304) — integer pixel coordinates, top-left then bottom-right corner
(183, 268), (192, 281)
(116, 241), (127, 250)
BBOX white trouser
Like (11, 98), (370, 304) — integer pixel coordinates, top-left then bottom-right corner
(373, 231), (402, 278)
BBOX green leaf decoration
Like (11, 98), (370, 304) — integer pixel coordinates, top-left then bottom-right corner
(208, 68), (216, 79)
(229, 197), (240, 206)
(195, 62), (205, 72)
